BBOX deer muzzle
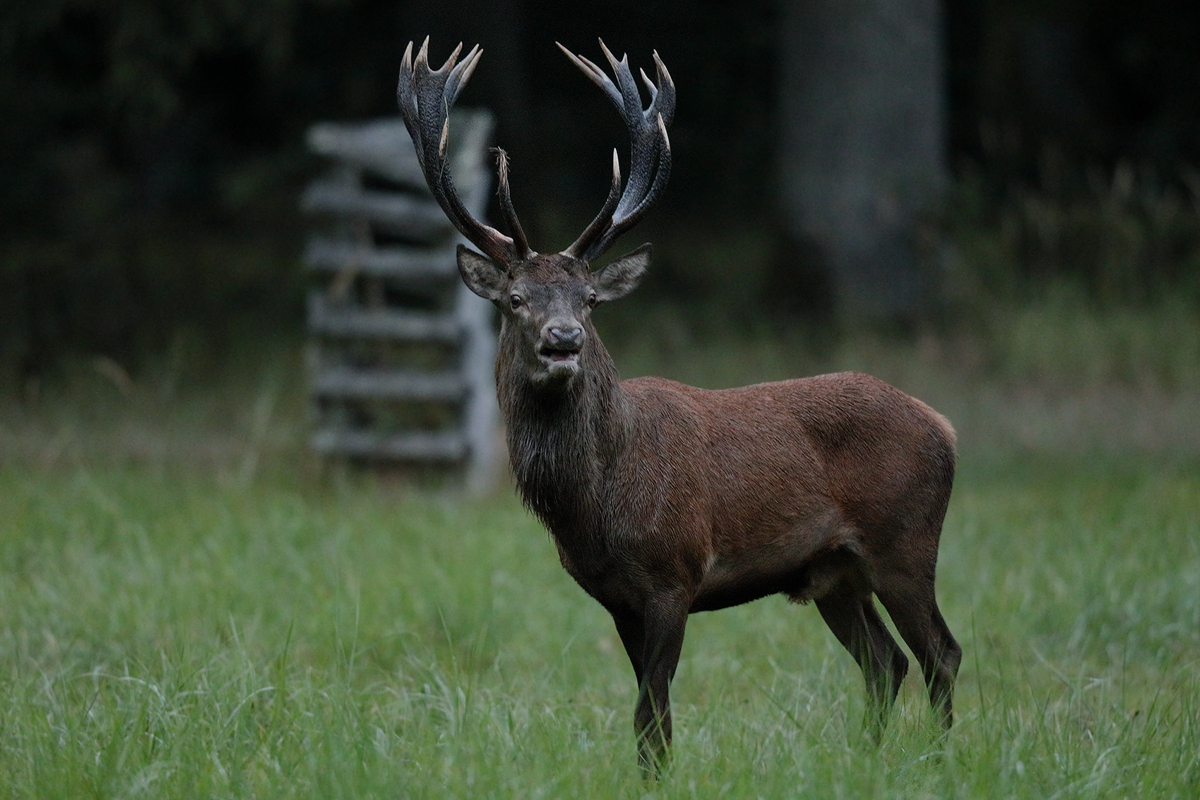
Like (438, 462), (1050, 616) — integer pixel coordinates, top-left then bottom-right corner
(538, 324), (584, 376)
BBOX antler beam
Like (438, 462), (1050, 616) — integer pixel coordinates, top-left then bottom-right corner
(559, 40), (675, 262)
(397, 39), (530, 263)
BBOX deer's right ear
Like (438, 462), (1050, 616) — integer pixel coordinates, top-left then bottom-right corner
(457, 245), (508, 301)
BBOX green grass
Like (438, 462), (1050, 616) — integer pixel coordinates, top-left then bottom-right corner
(2, 459), (1197, 798)
(2, 305), (1199, 797)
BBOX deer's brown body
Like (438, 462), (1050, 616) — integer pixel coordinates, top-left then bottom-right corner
(510, 369), (956, 616)
(398, 39), (961, 775)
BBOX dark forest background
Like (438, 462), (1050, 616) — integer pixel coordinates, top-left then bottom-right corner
(2, 0), (1200, 384)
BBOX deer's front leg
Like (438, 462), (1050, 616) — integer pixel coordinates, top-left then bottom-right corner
(612, 612), (646, 684)
(630, 596), (689, 777)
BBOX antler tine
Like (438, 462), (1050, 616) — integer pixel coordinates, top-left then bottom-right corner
(560, 41), (674, 262)
(568, 149), (624, 260)
(493, 148), (531, 257)
(397, 39), (518, 265)
(556, 44), (622, 110)
(599, 41), (646, 126)
(643, 51), (676, 125)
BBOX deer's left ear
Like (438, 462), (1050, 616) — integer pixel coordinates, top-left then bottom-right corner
(592, 243), (651, 303)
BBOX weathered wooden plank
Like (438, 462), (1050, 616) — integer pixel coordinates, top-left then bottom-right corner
(306, 118), (425, 187)
(303, 238), (458, 280)
(311, 428), (469, 461)
(307, 294), (463, 342)
(300, 180), (453, 239)
(312, 366), (467, 402)
(305, 111), (492, 188)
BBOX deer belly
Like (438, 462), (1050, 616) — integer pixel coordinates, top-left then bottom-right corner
(692, 512), (855, 612)
(692, 550), (810, 611)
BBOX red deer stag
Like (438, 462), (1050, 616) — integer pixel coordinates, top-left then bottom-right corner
(397, 38), (961, 775)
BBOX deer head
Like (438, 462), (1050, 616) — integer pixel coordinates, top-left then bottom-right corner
(397, 39), (674, 387)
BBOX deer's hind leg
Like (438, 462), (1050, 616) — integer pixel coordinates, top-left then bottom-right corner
(815, 581), (910, 742)
(875, 577), (961, 730)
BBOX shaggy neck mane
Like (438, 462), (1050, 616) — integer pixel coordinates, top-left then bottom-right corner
(496, 328), (630, 544)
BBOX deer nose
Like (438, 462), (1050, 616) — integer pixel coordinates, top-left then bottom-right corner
(546, 326), (583, 350)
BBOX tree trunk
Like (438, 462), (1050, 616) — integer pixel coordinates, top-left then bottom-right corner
(777, 0), (946, 322)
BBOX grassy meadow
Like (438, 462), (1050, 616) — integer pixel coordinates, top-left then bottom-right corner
(2, 302), (1199, 798)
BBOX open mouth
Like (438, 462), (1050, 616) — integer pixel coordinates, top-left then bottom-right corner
(538, 345), (581, 371)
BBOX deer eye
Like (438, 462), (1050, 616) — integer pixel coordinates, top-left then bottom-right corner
(509, 293), (523, 310)
(587, 292), (598, 308)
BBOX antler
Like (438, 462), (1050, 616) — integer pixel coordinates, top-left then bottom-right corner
(559, 40), (674, 262)
(397, 39), (531, 263)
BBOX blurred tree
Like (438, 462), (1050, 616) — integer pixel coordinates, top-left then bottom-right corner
(776, 0), (946, 324)
(2, 0), (1200, 380)
(0, 0), (390, 380)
